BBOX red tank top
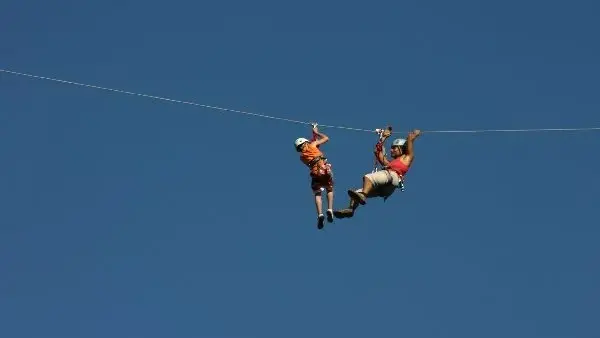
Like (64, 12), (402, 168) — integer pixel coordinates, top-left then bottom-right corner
(388, 157), (409, 177)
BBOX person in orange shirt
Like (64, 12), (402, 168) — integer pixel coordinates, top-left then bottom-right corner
(295, 125), (334, 229)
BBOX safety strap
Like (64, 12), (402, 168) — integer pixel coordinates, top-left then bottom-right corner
(372, 126), (391, 173)
(397, 176), (405, 192)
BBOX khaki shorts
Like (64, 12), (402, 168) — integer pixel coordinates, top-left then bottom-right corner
(356, 170), (400, 198)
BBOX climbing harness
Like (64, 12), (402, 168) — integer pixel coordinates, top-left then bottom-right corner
(398, 177), (405, 192)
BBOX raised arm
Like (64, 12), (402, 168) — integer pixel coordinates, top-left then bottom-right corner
(403, 129), (421, 158)
(310, 126), (329, 147)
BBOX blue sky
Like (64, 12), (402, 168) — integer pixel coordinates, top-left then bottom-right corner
(1, 1), (599, 337)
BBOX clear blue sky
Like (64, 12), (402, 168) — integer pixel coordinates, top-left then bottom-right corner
(1, 1), (599, 337)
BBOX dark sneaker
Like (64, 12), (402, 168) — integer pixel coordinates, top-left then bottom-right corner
(317, 214), (325, 229)
(326, 210), (334, 223)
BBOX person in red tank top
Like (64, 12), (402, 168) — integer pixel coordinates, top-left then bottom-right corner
(333, 128), (421, 219)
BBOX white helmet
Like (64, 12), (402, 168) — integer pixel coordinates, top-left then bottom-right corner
(295, 137), (309, 150)
(392, 138), (406, 147)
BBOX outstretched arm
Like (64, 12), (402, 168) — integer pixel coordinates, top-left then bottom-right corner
(310, 126), (329, 147)
(404, 129), (421, 158)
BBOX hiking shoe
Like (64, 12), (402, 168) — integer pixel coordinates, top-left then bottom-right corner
(347, 190), (367, 205)
(333, 209), (354, 219)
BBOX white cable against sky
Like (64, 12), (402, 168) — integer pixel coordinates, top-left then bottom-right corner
(2, 68), (599, 135)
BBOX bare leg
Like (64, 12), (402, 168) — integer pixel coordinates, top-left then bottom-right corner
(327, 191), (334, 211)
(347, 176), (372, 205)
(314, 191), (325, 229)
(349, 198), (358, 211)
(333, 187), (361, 219)
(314, 192), (323, 216)
(360, 175), (374, 196)
(326, 190), (334, 222)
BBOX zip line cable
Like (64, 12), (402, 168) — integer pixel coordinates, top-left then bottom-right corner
(2, 68), (600, 135)
(0, 68), (371, 133)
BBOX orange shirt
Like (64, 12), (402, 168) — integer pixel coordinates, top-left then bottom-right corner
(299, 143), (323, 167)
